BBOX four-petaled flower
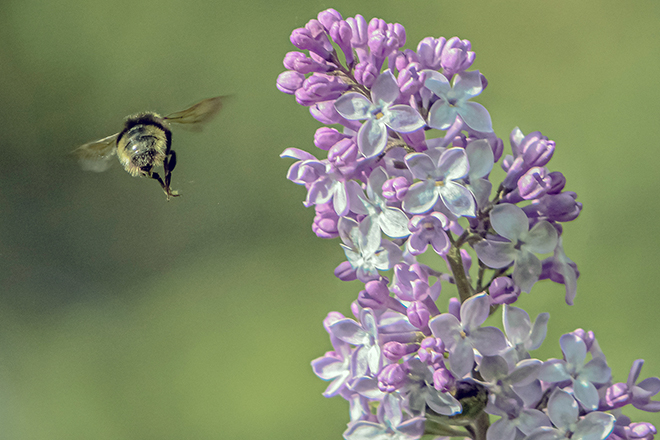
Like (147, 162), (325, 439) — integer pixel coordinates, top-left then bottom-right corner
(334, 70), (426, 158)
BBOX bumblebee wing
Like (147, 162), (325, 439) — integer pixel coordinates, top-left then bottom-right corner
(73, 132), (119, 172)
(163, 96), (224, 131)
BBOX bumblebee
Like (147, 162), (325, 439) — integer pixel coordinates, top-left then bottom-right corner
(74, 96), (224, 199)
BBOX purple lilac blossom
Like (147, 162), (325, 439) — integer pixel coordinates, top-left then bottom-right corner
(278, 9), (658, 440)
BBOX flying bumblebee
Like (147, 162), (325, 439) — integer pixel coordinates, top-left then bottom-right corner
(73, 96), (224, 200)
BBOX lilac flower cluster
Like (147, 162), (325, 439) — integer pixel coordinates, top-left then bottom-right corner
(279, 9), (659, 440)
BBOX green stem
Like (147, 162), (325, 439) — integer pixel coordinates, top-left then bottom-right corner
(445, 243), (474, 303)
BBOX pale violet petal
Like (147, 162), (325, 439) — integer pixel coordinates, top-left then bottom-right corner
(379, 208), (411, 238)
(428, 313), (461, 349)
(404, 153), (436, 180)
(573, 379), (599, 411)
(527, 313), (550, 351)
(371, 70), (400, 104)
(465, 139), (494, 178)
(524, 221), (559, 254)
(450, 338), (475, 377)
(357, 118), (388, 158)
(367, 167), (388, 202)
(344, 421), (387, 440)
(333, 180), (350, 216)
(428, 99), (457, 130)
(459, 101), (493, 132)
(384, 105), (426, 133)
(439, 181), (476, 218)
(559, 334), (587, 367)
(547, 389), (578, 430)
(470, 327), (508, 356)
(490, 204), (528, 241)
(460, 293), (490, 330)
(423, 70), (451, 96)
(503, 306), (532, 345)
(426, 391), (461, 416)
(330, 319), (369, 345)
(402, 180), (438, 214)
(487, 418), (517, 440)
(468, 179), (492, 209)
(474, 239), (516, 268)
(538, 360), (571, 383)
(334, 92), (372, 120)
(571, 412), (614, 440)
(513, 249), (542, 293)
(438, 147), (470, 180)
(452, 70), (483, 99)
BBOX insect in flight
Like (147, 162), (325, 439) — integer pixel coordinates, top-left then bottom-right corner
(73, 96), (224, 200)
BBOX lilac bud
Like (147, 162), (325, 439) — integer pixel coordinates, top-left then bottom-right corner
(312, 202), (339, 239)
(489, 277), (521, 305)
(276, 70), (305, 94)
(358, 278), (390, 310)
(328, 138), (358, 171)
(491, 136), (504, 162)
(329, 21), (354, 66)
(416, 37), (446, 70)
(396, 62), (423, 97)
(354, 61), (379, 88)
(605, 382), (630, 409)
(389, 23), (406, 46)
(433, 367), (455, 392)
(378, 363), (406, 392)
(520, 132), (555, 167)
(346, 14), (368, 48)
(532, 192), (582, 222)
(283, 51), (333, 74)
(546, 171), (566, 194)
(518, 167), (552, 200)
(310, 101), (342, 124)
(418, 337), (445, 365)
(383, 341), (415, 362)
(570, 328), (596, 352)
(314, 127), (350, 151)
(389, 49), (419, 73)
(334, 260), (357, 281)
(627, 422), (657, 439)
(407, 301), (430, 329)
(317, 8), (342, 31)
(382, 176), (411, 202)
(295, 74), (349, 106)
(441, 37), (475, 76)
(290, 26), (333, 61)
(448, 297), (461, 321)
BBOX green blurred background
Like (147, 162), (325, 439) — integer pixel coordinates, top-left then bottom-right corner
(0, 0), (658, 438)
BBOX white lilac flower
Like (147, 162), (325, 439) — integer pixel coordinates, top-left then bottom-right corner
(474, 203), (558, 293)
(424, 70), (493, 133)
(354, 166), (411, 238)
(525, 389), (615, 440)
(329, 308), (382, 377)
(428, 293), (508, 378)
(334, 70), (425, 158)
(538, 333), (612, 411)
(338, 216), (403, 282)
(402, 147), (476, 217)
(344, 393), (426, 440)
(501, 305), (549, 366)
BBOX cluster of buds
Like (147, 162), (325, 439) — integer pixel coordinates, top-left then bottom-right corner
(278, 9), (659, 440)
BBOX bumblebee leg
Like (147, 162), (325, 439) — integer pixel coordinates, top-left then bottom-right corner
(150, 171), (179, 200)
(164, 149), (177, 189)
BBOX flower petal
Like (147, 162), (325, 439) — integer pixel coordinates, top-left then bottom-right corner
(491, 204), (528, 241)
(357, 118), (388, 158)
(459, 101), (493, 133)
(428, 98), (457, 130)
(385, 106), (426, 133)
(371, 70), (400, 105)
(334, 92), (372, 120)
(402, 180), (438, 214)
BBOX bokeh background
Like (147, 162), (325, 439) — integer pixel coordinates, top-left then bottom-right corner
(0, 0), (658, 438)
